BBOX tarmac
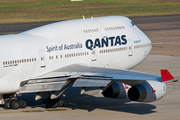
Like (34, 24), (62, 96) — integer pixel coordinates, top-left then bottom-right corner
(0, 15), (180, 120)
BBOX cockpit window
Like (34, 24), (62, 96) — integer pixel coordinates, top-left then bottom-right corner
(131, 21), (135, 26)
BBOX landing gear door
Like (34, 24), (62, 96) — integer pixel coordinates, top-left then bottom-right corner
(39, 50), (46, 68)
(128, 40), (133, 56)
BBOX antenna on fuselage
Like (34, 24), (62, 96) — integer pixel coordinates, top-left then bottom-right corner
(83, 15), (85, 19)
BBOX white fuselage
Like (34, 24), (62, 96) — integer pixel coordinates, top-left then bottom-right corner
(0, 16), (152, 94)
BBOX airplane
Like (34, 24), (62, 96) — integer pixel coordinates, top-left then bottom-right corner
(0, 16), (176, 109)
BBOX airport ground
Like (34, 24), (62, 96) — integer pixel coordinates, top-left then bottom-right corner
(0, 15), (180, 120)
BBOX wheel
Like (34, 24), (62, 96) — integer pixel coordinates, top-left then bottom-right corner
(57, 98), (64, 107)
(3, 100), (11, 109)
(50, 99), (57, 108)
(11, 100), (19, 109)
(19, 99), (26, 108)
(42, 99), (49, 108)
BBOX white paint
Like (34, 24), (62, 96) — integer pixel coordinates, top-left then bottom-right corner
(0, 16), (153, 100)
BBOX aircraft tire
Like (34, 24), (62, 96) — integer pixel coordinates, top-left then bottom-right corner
(19, 99), (26, 108)
(11, 100), (19, 109)
(50, 99), (57, 108)
(3, 100), (11, 109)
(57, 98), (64, 107)
(42, 99), (49, 108)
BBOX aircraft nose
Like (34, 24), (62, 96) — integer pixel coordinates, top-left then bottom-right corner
(144, 35), (152, 56)
(146, 36), (152, 45)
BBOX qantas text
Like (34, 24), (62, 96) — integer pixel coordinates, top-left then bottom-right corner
(85, 35), (127, 50)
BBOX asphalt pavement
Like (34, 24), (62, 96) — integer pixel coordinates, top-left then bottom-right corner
(0, 14), (180, 35)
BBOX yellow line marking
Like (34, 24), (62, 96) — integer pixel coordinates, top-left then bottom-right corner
(46, 109), (66, 111)
(22, 110), (44, 113)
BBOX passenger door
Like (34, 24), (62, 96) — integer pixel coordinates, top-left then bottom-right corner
(128, 40), (133, 56)
(39, 50), (46, 68)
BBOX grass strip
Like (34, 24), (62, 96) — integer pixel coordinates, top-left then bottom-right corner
(0, 0), (179, 23)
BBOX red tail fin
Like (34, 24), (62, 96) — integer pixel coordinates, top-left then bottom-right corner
(161, 69), (174, 82)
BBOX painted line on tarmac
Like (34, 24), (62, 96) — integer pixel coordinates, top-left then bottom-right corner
(0, 108), (70, 114)
(22, 110), (44, 113)
(0, 109), (11, 111)
(0, 110), (23, 114)
(23, 108), (69, 112)
(46, 109), (66, 112)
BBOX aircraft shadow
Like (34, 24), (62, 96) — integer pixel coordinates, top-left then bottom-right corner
(0, 87), (157, 115)
(63, 95), (157, 115)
